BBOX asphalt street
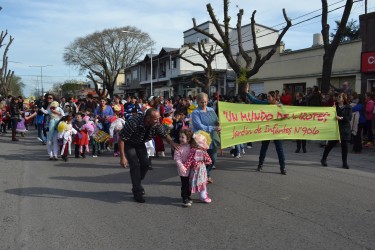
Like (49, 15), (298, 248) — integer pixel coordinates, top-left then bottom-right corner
(1, 129), (375, 250)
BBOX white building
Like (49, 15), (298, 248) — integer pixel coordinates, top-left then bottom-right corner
(121, 20), (279, 98)
(242, 38), (362, 96)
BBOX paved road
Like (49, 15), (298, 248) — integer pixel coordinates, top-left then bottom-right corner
(1, 130), (375, 250)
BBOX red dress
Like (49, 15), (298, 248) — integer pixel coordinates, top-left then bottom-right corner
(73, 128), (89, 146)
(154, 105), (165, 153)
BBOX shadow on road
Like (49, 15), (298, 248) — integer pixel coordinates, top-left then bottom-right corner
(5, 187), (186, 206)
(50, 172), (129, 184)
(5, 187), (131, 203)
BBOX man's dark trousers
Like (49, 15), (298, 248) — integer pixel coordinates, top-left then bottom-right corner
(124, 143), (149, 196)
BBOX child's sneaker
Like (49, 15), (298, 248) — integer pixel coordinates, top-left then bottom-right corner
(182, 199), (192, 207)
(235, 153), (241, 158)
(199, 197), (212, 203)
(161, 151), (165, 157)
(241, 149), (245, 154)
(187, 197), (193, 204)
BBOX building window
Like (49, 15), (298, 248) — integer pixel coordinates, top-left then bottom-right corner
(132, 70), (138, 80)
(284, 83), (306, 96)
(171, 58), (177, 69)
(317, 76), (355, 91)
(160, 62), (166, 77)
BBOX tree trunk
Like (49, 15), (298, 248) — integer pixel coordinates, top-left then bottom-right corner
(321, 54), (334, 93)
(237, 73), (249, 101)
(202, 85), (210, 95)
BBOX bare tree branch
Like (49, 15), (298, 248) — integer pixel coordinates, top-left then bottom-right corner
(178, 41), (223, 94)
(192, 0), (291, 96)
(0, 30), (15, 96)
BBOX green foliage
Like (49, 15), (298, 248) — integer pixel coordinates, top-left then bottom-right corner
(8, 75), (24, 97)
(330, 19), (360, 42)
(61, 80), (81, 96)
(237, 68), (248, 85)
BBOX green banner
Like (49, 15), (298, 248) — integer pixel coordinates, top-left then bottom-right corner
(218, 101), (340, 148)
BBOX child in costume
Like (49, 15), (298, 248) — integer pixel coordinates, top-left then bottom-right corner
(81, 115), (95, 154)
(42, 101), (65, 160)
(174, 128), (194, 207)
(91, 118), (104, 157)
(184, 130), (212, 203)
(161, 110), (173, 129)
(57, 115), (76, 162)
(72, 112), (89, 158)
(109, 116), (125, 157)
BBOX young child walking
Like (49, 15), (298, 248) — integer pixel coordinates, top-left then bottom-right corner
(184, 130), (212, 204)
(174, 128), (194, 207)
(72, 112), (89, 158)
(57, 115), (75, 162)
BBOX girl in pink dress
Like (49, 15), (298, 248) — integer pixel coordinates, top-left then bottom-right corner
(184, 130), (212, 204)
(174, 128), (194, 207)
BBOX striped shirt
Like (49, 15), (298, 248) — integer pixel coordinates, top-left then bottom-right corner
(119, 114), (168, 145)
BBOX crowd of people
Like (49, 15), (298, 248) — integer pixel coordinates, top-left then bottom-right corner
(0, 81), (374, 204)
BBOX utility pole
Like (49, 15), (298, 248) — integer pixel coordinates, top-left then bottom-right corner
(29, 65), (52, 95)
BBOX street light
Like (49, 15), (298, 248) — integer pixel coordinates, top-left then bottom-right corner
(122, 30), (153, 97)
(29, 65), (52, 96)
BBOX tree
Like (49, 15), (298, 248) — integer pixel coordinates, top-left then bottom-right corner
(0, 30), (15, 97)
(8, 75), (25, 97)
(64, 26), (154, 98)
(60, 80), (82, 97)
(330, 19), (360, 42)
(321, 0), (354, 93)
(192, 0), (291, 96)
(179, 41), (223, 94)
(50, 82), (63, 97)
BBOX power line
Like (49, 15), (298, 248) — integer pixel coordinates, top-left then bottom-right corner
(181, 0), (363, 61)
(229, 0), (347, 44)
(229, 0), (363, 48)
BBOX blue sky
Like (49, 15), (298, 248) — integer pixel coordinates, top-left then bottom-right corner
(0, 0), (373, 97)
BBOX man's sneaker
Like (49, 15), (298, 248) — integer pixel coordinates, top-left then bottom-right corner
(37, 137), (43, 142)
(183, 199), (192, 207)
(161, 151), (165, 157)
(241, 149), (245, 154)
(247, 145), (252, 149)
(93, 155), (98, 158)
(199, 196), (212, 203)
(235, 153), (241, 158)
(133, 195), (145, 203)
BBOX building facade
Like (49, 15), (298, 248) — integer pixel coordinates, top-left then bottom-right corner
(242, 39), (362, 96)
(120, 21), (279, 99)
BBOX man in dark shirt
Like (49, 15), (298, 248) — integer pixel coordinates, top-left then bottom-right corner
(85, 94), (97, 113)
(119, 108), (178, 203)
